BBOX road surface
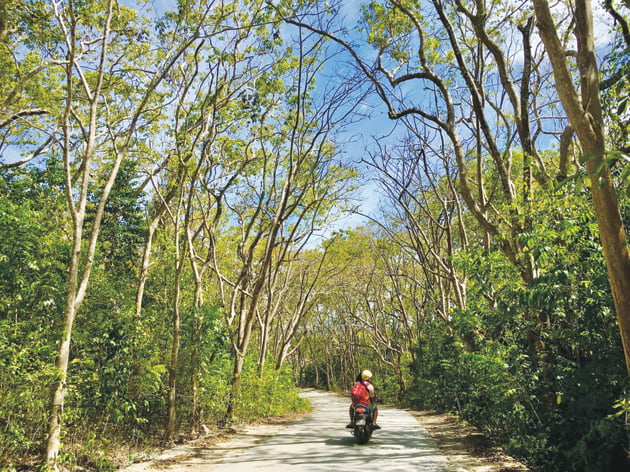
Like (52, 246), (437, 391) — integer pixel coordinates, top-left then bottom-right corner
(123, 389), (448, 471)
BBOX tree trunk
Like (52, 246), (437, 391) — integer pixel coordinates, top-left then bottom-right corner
(166, 273), (181, 443)
(130, 211), (163, 399)
(533, 0), (630, 372)
(185, 197), (205, 438)
(190, 321), (201, 437)
(166, 210), (184, 443)
(257, 306), (271, 378)
(225, 353), (245, 425)
(46, 3), (115, 467)
(45, 297), (77, 469)
(44, 2), (197, 466)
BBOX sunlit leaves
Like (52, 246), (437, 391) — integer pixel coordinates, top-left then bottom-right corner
(557, 149), (630, 197)
(360, 0), (418, 64)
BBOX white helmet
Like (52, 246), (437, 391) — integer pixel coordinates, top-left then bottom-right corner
(361, 370), (372, 380)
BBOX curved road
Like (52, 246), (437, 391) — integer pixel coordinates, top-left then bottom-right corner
(124, 389), (448, 471)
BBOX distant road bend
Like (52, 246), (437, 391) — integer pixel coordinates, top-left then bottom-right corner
(124, 389), (448, 471)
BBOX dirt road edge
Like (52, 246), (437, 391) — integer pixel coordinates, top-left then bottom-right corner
(410, 410), (530, 471)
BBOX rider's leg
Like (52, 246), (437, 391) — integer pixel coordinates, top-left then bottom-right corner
(347, 404), (354, 427)
(372, 406), (379, 428)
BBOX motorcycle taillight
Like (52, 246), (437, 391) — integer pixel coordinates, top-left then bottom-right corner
(356, 406), (367, 414)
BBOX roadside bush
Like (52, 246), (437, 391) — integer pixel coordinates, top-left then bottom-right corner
(208, 356), (309, 424)
(408, 194), (630, 471)
(0, 322), (57, 468)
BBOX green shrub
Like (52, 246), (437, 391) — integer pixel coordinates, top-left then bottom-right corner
(206, 356), (309, 424)
(0, 321), (57, 466)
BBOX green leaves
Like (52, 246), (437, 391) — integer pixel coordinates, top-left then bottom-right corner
(565, 149), (630, 196)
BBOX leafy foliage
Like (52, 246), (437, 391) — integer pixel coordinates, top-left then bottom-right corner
(2, 1), (630, 471)
(0, 162), (68, 465)
(407, 189), (630, 471)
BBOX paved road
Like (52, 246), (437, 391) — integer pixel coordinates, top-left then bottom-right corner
(123, 389), (448, 471)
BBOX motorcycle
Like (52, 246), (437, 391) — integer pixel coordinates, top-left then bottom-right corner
(351, 404), (374, 444)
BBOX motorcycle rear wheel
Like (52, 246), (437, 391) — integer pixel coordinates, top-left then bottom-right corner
(354, 425), (371, 444)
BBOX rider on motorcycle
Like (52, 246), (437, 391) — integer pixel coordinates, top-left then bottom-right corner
(347, 369), (380, 429)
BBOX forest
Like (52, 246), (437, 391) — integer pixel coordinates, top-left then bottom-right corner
(1, 0), (629, 470)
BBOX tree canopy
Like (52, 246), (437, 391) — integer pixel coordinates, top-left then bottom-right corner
(1, 1), (630, 471)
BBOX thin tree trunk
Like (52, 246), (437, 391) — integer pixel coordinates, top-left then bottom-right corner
(46, 3), (115, 468)
(130, 210), (163, 398)
(166, 205), (184, 443)
(189, 282), (204, 438)
(185, 190), (205, 438)
(257, 305), (271, 378)
(166, 262), (182, 443)
(45, 3), (199, 466)
(190, 318), (201, 437)
(46, 281), (78, 469)
(225, 352), (245, 424)
(46, 59), (80, 468)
